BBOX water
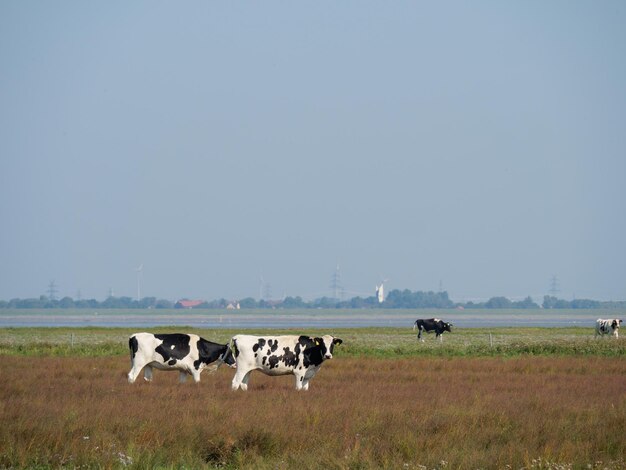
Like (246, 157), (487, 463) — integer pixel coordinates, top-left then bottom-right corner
(0, 309), (610, 329)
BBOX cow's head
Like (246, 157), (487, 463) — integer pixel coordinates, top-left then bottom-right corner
(612, 319), (622, 330)
(315, 335), (343, 360)
(443, 322), (453, 333)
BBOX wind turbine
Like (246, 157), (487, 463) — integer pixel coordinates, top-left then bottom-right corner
(135, 264), (143, 301)
(376, 279), (388, 303)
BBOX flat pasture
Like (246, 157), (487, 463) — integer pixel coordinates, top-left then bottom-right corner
(0, 327), (624, 469)
(0, 325), (623, 358)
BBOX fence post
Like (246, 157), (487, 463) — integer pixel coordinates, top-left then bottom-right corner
(71, 333), (74, 348)
(489, 333), (493, 348)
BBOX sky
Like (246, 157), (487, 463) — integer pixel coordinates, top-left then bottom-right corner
(1, 2), (625, 303)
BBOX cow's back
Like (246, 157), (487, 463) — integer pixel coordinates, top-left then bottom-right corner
(233, 334), (301, 374)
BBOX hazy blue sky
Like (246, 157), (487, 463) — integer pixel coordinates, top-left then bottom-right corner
(1, 2), (625, 302)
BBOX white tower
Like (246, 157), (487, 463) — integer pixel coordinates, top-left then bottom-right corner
(375, 282), (385, 303)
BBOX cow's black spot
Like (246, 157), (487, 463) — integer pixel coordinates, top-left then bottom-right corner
(262, 356), (267, 365)
(268, 355), (280, 369)
(168, 359), (176, 366)
(253, 338), (266, 353)
(281, 347), (299, 367)
(270, 341), (278, 352)
(155, 334), (191, 363)
(129, 336), (139, 360)
(298, 336), (314, 349)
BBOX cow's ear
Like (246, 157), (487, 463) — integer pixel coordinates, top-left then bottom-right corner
(333, 338), (343, 345)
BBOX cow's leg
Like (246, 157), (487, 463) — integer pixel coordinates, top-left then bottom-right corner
(418, 328), (424, 342)
(295, 373), (305, 391)
(301, 377), (311, 391)
(240, 371), (252, 390)
(232, 368), (251, 391)
(179, 371), (188, 383)
(128, 361), (146, 384)
(143, 365), (153, 382)
(190, 369), (201, 384)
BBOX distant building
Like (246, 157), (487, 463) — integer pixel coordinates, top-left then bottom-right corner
(226, 301), (241, 310)
(175, 299), (204, 309)
(376, 284), (385, 303)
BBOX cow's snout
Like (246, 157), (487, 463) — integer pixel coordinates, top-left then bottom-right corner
(324, 353), (332, 360)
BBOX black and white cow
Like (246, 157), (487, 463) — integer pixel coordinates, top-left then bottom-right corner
(230, 334), (343, 391)
(595, 318), (622, 338)
(128, 332), (235, 384)
(413, 318), (453, 342)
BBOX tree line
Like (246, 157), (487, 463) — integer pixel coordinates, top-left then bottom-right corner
(1, 291), (624, 309)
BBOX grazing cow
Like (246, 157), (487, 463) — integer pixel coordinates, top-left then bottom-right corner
(595, 319), (622, 338)
(230, 334), (343, 391)
(128, 332), (235, 384)
(413, 318), (453, 342)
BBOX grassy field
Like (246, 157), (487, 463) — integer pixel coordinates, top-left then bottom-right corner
(0, 327), (624, 469)
(0, 326), (624, 358)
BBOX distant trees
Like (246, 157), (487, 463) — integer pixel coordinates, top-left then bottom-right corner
(0, 292), (622, 309)
(155, 299), (174, 309)
(484, 297), (512, 309)
(1, 296), (170, 309)
(344, 296), (379, 309)
(516, 296), (539, 309)
(542, 295), (601, 309)
(281, 296), (306, 308)
(383, 289), (454, 309)
(58, 296), (75, 308)
(462, 296), (539, 309)
(238, 297), (257, 309)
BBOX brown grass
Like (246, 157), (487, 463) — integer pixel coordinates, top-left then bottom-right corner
(0, 355), (624, 469)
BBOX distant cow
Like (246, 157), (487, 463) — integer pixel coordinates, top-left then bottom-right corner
(595, 319), (622, 338)
(230, 334), (343, 391)
(413, 318), (453, 342)
(128, 332), (235, 384)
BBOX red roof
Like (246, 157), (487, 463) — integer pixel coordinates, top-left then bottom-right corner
(175, 299), (204, 308)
